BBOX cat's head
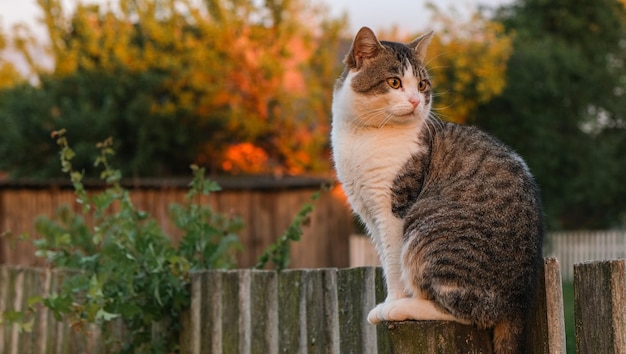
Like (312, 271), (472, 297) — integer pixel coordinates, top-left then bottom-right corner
(333, 27), (434, 128)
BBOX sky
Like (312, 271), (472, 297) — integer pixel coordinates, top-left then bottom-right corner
(328, 0), (515, 34)
(0, 0), (515, 36)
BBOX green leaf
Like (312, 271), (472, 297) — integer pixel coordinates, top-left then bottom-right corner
(96, 308), (119, 322)
(27, 295), (43, 308)
(20, 318), (35, 333)
(62, 147), (75, 161)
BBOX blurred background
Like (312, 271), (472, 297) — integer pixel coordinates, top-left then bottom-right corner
(1, 0), (625, 231)
(1, 1), (625, 351)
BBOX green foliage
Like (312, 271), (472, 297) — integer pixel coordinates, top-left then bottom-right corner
(32, 129), (243, 353)
(0, 69), (222, 179)
(255, 187), (325, 271)
(18, 129), (321, 352)
(0, 0), (346, 178)
(474, 0), (626, 229)
(0, 296), (39, 334)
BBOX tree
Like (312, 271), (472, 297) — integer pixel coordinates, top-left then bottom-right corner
(474, 0), (626, 229)
(0, 0), (346, 178)
(0, 26), (23, 89)
(425, 6), (513, 124)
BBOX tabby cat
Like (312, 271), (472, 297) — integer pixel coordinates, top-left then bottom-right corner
(331, 27), (544, 354)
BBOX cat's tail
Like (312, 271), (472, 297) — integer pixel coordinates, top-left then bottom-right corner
(493, 318), (525, 354)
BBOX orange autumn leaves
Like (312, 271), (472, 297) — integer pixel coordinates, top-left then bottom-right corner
(217, 9), (513, 175)
(222, 143), (269, 174)
(3, 0), (512, 176)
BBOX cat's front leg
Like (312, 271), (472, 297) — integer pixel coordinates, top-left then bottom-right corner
(367, 217), (408, 322)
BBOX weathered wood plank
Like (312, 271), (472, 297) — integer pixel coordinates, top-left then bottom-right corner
(194, 270), (223, 354)
(304, 268), (339, 354)
(0, 266), (6, 354)
(382, 320), (493, 353)
(18, 268), (40, 354)
(221, 270), (244, 353)
(278, 270), (306, 353)
(337, 267), (378, 354)
(187, 271), (204, 354)
(249, 270), (278, 354)
(574, 259), (626, 354)
(526, 257), (566, 354)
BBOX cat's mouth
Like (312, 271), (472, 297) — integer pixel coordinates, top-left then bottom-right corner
(388, 106), (418, 119)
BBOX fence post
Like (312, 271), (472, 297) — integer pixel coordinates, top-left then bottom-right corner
(574, 259), (626, 353)
(378, 258), (565, 353)
(336, 267), (378, 354)
(526, 257), (566, 354)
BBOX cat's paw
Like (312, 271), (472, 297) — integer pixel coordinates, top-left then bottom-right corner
(367, 303), (386, 324)
(367, 299), (413, 324)
(366, 298), (467, 325)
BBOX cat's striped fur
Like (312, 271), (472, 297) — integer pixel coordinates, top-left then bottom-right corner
(331, 27), (544, 354)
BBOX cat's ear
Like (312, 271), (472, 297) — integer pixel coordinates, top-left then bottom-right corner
(409, 30), (434, 63)
(345, 27), (384, 70)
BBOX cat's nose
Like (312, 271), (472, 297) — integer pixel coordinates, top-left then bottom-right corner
(409, 95), (420, 109)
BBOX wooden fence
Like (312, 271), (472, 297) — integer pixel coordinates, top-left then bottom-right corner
(1, 258), (569, 353)
(5, 179), (626, 276)
(0, 178), (354, 269)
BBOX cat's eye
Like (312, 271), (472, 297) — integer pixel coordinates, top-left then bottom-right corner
(418, 79), (430, 92)
(386, 78), (402, 89)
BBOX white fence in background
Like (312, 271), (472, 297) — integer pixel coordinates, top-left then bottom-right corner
(349, 231), (626, 281)
(547, 230), (626, 281)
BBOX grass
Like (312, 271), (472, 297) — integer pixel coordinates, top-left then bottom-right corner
(562, 281), (575, 354)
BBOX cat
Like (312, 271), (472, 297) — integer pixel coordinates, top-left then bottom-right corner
(331, 27), (544, 354)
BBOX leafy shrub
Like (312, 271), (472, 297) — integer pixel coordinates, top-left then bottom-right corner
(2, 130), (322, 353)
(33, 130), (243, 353)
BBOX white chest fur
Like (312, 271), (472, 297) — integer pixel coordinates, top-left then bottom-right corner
(332, 121), (422, 222)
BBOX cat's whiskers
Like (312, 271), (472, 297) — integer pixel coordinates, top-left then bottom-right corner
(377, 113), (396, 130)
(424, 64), (449, 72)
(423, 114), (437, 138)
(424, 51), (448, 68)
(431, 90), (451, 99)
(431, 100), (456, 112)
(351, 107), (391, 129)
(427, 112), (446, 131)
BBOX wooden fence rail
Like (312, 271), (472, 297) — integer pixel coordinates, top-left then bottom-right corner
(1, 259), (567, 354)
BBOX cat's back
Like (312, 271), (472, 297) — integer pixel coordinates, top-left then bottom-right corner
(397, 121), (544, 332)
(428, 122), (536, 195)
(395, 121), (542, 220)
(403, 121), (543, 235)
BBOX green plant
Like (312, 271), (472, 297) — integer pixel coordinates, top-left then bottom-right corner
(255, 188), (325, 271)
(2, 129), (324, 352)
(32, 129), (243, 353)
